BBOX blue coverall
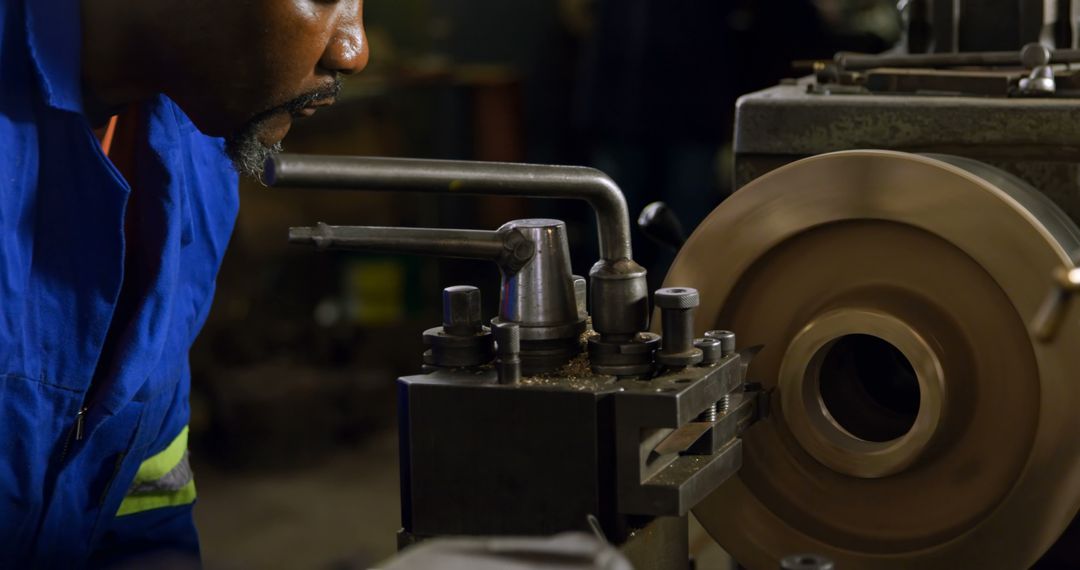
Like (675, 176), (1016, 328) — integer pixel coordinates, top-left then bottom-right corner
(1, 0), (239, 566)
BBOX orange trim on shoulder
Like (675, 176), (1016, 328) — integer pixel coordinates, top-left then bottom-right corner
(99, 115), (119, 156)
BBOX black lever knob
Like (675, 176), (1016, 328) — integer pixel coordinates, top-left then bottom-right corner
(638, 202), (687, 252)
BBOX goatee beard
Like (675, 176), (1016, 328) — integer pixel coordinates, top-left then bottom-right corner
(224, 128), (282, 180)
(223, 76), (343, 179)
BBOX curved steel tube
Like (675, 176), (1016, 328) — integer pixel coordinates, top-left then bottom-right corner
(266, 154), (633, 263)
(289, 223), (536, 274)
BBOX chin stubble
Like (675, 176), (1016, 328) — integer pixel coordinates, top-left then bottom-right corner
(223, 76), (343, 180)
(224, 128), (283, 180)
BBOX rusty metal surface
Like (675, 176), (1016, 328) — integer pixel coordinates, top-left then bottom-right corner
(666, 151), (1080, 568)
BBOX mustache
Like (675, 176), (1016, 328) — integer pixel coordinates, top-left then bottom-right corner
(250, 76), (344, 124)
(224, 77), (343, 178)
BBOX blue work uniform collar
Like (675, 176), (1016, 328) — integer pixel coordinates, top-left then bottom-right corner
(23, 0), (208, 425)
(24, 0), (86, 114)
(24, 0), (203, 136)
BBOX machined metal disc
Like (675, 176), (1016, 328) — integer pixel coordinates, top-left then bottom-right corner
(664, 151), (1080, 568)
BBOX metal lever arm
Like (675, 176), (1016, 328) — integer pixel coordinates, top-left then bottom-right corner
(268, 154), (650, 343)
(834, 44), (1080, 71)
(266, 154), (632, 264)
(1032, 262), (1080, 342)
(290, 222), (536, 274)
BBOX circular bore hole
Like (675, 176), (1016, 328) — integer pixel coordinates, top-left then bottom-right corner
(817, 334), (920, 442)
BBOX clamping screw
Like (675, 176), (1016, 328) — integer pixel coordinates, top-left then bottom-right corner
(443, 286), (483, 337)
(423, 285), (494, 368)
(705, 330), (736, 357)
(695, 337), (723, 365)
(655, 287), (703, 367)
(698, 403), (719, 423)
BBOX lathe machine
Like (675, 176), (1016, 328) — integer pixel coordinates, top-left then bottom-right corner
(263, 42), (1080, 570)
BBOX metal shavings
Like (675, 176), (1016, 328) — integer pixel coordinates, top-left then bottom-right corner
(520, 351), (614, 391)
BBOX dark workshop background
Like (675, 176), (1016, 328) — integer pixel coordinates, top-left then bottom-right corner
(188, 1), (900, 568)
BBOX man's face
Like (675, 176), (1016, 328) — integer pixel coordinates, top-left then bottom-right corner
(157, 0), (369, 175)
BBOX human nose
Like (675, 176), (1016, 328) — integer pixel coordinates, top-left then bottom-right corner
(320, 4), (369, 76)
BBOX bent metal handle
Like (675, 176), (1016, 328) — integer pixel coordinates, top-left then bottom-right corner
(289, 223), (536, 275)
(265, 154), (633, 264)
(268, 153), (650, 342)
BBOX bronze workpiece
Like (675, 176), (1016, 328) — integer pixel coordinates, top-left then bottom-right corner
(666, 151), (1080, 568)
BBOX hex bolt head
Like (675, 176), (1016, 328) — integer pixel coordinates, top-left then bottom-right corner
(443, 285), (483, 336)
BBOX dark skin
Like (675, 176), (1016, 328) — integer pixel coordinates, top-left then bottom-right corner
(81, 0), (369, 149)
(74, 1), (370, 414)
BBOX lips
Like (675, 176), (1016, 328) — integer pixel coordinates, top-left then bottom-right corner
(293, 98), (336, 118)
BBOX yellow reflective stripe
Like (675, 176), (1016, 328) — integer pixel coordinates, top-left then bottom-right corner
(115, 426), (196, 517)
(116, 480), (196, 517)
(132, 426), (189, 484)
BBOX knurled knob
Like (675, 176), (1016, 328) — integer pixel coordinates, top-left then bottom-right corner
(654, 287), (700, 310)
(656, 287), (703, 367)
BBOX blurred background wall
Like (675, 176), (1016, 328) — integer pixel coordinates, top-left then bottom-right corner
(189, 2), (901, 568)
